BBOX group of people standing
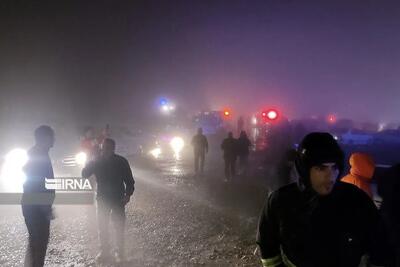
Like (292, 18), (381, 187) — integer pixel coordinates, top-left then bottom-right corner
(20, 125), (400, 267)
(191, 128), (400, 266)
(22, 125), (134, 266)
(191, 128), (252, 181)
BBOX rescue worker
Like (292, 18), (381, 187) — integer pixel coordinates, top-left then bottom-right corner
(191, 128), (208, 176)
(22, 125), (56, 267)
(256, 132), (384, 267)
(237, 130), (251, 176)
(341, 152), (375, 198)
(82, 138), (135, 263)
(221, 132), (238, 182)
(378, 164), (400, 267)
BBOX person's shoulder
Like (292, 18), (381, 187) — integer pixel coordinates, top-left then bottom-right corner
(27, 146), (48, 160)
(335, 180), (362, 192)
(269, 183), (300, 202)
(334, 181), (372, 201)
(27, 146), (38, 156)
(114, 154), (130, 164)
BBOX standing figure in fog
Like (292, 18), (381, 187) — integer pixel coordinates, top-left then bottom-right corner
(22, 125), (56, 267)
(82, 138), (135, 263)
(237, 130), (252, 177)
(221, 132), (238, 182)
(191, 128), (208, 177)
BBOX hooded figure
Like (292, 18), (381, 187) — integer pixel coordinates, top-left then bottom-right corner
(257, 132), (384, 267)
(341, 153), (375, 198)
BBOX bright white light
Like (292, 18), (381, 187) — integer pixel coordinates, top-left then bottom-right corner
(1, 148), (28, 192)
(170, 137), (185, 155)
(267, 110), (278, 120)
(149, 148), (162, 159)
(161, 105), (169, 112)
(252, 117), (257, 125)
(75, 152), (87, 166)
(5, 149), (28, 167)
(160, 103), (176, 114)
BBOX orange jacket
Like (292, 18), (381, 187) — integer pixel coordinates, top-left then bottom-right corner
(341, 152), (375, 198)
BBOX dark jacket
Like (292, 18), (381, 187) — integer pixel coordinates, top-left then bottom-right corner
(378, 164), (400, 265)
(191, 134), (208, 154)
(221, 137), (238, 160)
(22, 146), (55, 217)
(82, 154), (135, 201)
(237, 136), (251, 156)
(256, 181), (383, 267)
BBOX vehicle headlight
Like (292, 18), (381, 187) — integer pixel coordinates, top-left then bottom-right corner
(1, 148), (28, 192)
(149, 148), (162, 159)
(170, 137), (184, 154)
(75, 152), (87, 166)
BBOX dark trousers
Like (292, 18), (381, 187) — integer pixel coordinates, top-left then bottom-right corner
(96, 198), (126, 254)
(23, 206), (51, 267)
(224, 157), (236, 180)
(239, 154), (249, 176)
(194, 152), (205, 175)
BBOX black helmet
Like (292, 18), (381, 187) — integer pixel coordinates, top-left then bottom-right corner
(295, 132), (344, 188)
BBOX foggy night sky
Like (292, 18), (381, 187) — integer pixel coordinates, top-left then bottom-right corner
(0, 0), (399, 126)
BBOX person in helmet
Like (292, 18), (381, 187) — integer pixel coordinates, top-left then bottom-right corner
(256, 132), (384, 267)
(341, 152), (375, 198)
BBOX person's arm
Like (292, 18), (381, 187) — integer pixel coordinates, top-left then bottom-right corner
(256, 192), (284, 267)
(122, 158), (135, 201)
(82, 160), (96, 178)
(205, 137), (209, 153)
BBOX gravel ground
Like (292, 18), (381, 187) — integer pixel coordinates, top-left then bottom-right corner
(0, 153), (268, 267)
